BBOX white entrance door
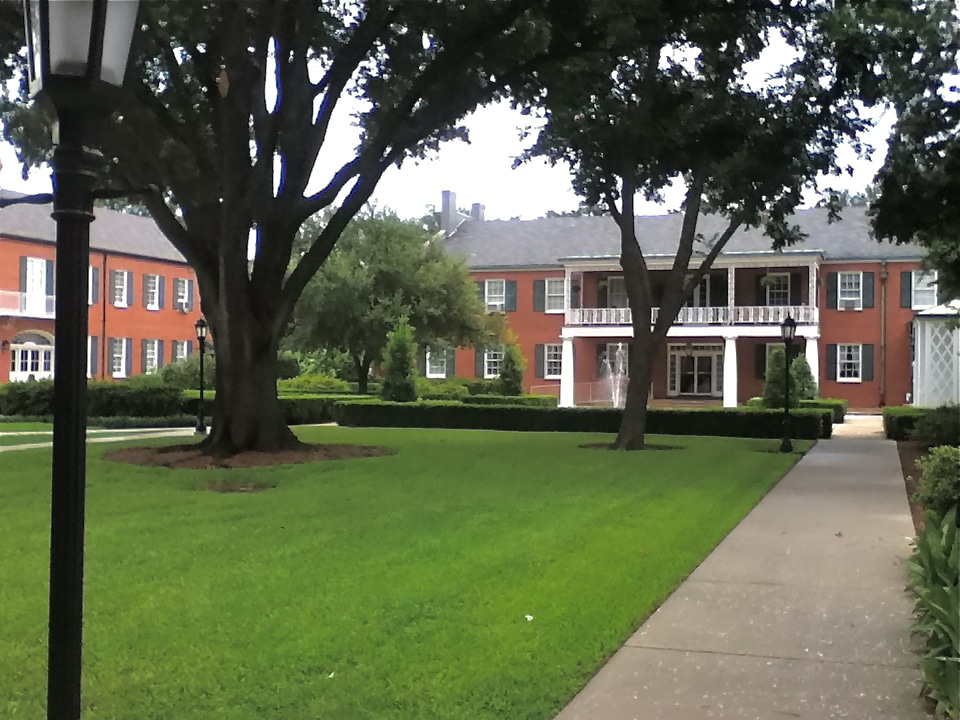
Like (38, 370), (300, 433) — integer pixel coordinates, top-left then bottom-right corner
(668, 344), (724, 397)
(24, 258), (47, 316)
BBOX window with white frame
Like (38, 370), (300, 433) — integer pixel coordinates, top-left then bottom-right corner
(110, 338), (128, 378)
(607, 276), (629, 307)
(838, 271), (862, 309)
(144, 274), (160, 310)
(765, 273), (790, 306)
(912, 270), (938, 309)
(837, 344), (861, 382)
(484, 279), (505, 312)
(112, 270), (129, 307)
(544, 278), (565, 312)
(173, 340), (190, 361)
(484, 346), (504, 378)
(544, 343), (563, 378)
(426, 347), (447, 378)
(144, 339), (159, 372)
(174, 278), (190, 310)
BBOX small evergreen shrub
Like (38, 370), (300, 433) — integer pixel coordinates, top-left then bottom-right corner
(762, 347), (799, 408)
(913, 445), (960, 518)
(381, 317), (417, 403)
(911, 406), (960, 448)
(278, 374), (352, 394)
(497, 341), (526, 396)
(790, 355), (818, 400)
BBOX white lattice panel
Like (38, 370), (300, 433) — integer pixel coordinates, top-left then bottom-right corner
(918, 321), (959, 405)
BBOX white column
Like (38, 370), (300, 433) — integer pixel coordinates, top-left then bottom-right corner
(808, 263), (818, 309)
(722, 334), (738, 408)
(805, 334), (820, 390)
(559, 336), (575, 407)
(727, 266), (735, 311)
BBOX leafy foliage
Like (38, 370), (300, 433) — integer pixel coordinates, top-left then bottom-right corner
(158, 354), (216, 391)
(913, 446), (960, 520)
(907, 507), (959, 720)
(277, 374), (353, 395)
(762, 347), (798, 409)
(497, 338), (526, 397)
(790, 355), (818, 401)
(381, 317), (417, 403)
(911, 406), (960, 449)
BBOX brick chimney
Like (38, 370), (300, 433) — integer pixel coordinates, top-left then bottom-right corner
(440, 190), (457, 236)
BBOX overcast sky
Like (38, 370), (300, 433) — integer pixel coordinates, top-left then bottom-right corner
(0, 99), (892, 223)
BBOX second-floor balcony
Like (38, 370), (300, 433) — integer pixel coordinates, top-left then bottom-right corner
(566, 304), (818, 327)
(0, 290), (56, 319)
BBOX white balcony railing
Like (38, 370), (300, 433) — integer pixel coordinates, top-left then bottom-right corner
(565, 305), (818, 327)
(0, 290), (56, 319)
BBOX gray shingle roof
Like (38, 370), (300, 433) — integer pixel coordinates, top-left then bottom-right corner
(445, 206), (924, 269)
(0, 190), (187, 264)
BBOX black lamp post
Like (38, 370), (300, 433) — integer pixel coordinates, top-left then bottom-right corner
(23, 2), (139, 718)
(780, 314), (797, 453)
(195, 317), (208, 434)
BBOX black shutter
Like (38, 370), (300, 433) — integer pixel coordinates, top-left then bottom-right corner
(141, 339), (148, 372)
(826, 344), (838, 380)
(755, 344), (766, 379)
(755, 274), (765, 305)
(45, 260), (54, 295)
(446, 347), (456, 378)
(900, 271), (912, 308)
(91, 266), (100, 304)
(596, 344), (606, 378)
(125, 338), (133, 377)
(157, 340), (165, 368)
(533, 279), (545, 312)
(417, 345), (427, 376)
(90, 336), (98, 377)
(142, 277), (149, 308)
(790, 272), (801, 305)
(570, 281), (581, 309)
(862, 272), (875, 309)
(475, 281), (484, 303)
(710, 273), (726, 307)
(534, 344), (545, 379)
(126, 272), (134, 306)
(862, 344), (875, 381)
(826, 272), (838, 309)
(475, 348), (484, 377)
(19, 256), (26, 292)
(597, 282), (608, 308)
(505, 280), (517, 312)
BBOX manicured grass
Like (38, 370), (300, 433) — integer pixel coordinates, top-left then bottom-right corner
(0, 422), (53, 431)
(0, 428), (809, 719)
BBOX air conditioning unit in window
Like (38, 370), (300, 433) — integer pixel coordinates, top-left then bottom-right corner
(838, 299), (860, 311)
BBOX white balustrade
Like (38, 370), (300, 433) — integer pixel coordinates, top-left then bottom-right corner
(0, 290), (56, 318)
(565, 304), (818, 327)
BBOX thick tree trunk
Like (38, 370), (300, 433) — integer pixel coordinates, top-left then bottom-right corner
(613, 336), (658, 450)
(355, 355), (368, 395)
(199, 311), (301, 456)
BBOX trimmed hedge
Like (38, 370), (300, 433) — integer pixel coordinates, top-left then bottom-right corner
(92, 415), (204, 429)
(332, 401), (830, 439)
(910, 406), (960, 448)
(747, 396), (847, 423)
(0, 380), (183, 418)
(883, 406), (931, 440)
(278, 374), (352, 394)
(416, 377), (469, 401)
(465, 394), (558, 408)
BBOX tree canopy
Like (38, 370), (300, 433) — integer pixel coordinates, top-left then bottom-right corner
(286, 213), (494, 393)
(0, 1), (601, 454)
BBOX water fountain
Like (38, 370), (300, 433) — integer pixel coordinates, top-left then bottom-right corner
(600, 342), (629, 408)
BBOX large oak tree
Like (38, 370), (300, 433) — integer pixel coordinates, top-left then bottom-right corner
(520, 0), (936, 449)
(0, 0), (601, 454)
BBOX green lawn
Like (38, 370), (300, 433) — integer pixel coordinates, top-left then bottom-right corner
(1, 427), (808, 719)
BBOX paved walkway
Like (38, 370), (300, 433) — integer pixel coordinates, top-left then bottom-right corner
(0, 427), (196, 452)
(557, 415), (924, 720)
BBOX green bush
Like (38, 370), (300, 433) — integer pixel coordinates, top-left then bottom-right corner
(92, 415), (204, 429)
(333, 401), (828, 439)
(278, 374), (352, 394)
(884, 406), (931, 440)
(0, 414), (53, 424)
(762, 347), (799, 409)
(462, 378), (501, 395)
(791, 354), (818, 400)
(0, 380), (183, 417)
(911, 406), (960, 448)
(416, 377), (469, 401)
(465, 394), (557, 408)
(913, 446), (960, 519)
(497, 342), (526, 396)
(799, 398), (848, 424)
(381, 317), (417, 403)
(276, 351), (302, 380)
(907, 506), (959, 720)
(158, 353), (216, 390)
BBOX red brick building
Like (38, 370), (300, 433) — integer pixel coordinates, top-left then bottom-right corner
(0, 193), (202, 383)
(439, 193), (938, 411)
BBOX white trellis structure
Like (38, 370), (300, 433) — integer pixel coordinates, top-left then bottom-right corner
(913, 301), (960, 407)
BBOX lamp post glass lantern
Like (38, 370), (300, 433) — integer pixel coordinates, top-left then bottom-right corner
(23, 2), (140, 719)
(195, 317), (208, 434)
(780, 315), (797, 453)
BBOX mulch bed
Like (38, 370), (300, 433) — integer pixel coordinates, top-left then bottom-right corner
(897, 440), (927, 535)
(580, 442), (681, 451)
(105, 443), (392, 470)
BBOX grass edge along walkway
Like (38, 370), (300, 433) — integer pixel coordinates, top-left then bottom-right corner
(0, 427), (809, 720)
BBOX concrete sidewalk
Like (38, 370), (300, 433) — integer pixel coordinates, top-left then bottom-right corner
(557, 417), (924, 720)
(0, 427), (196, 452)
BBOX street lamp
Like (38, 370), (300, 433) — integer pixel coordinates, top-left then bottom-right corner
(780, 314), (797, 453)
(195, 317), (208, 434)
(23, 1), (139, 718)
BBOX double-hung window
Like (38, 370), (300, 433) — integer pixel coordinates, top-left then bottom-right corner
(484, 279), (505, 312)
(143, 339), (160, 373)
(144, 274), (160, 310)
(173, 340), (190, 361)
(912, 271), (937, 309)
(837, 344), (861, 382)
(110, 338), (128, 378)
(838, 272), (862, 310)
(112, 270), (130, 308)
(607, 276), (629, 308)
(544, 279), (565, 312)
(426, 347), (447, 378)
(484, 346), (504, 378)
(544, 343), (562, 379)
(765, 273), (790, 306)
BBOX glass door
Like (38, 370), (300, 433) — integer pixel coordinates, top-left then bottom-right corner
(677, 353), (719, 396)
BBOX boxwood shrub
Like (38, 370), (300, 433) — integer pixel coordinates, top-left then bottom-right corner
(883, 406), (930, 440)
(747, 396), (847, 423)
(277, 374), (352, 394)
(332, 401), (829, 439)
(0, 380), (183, 418)
(465, 394), (558, 408)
